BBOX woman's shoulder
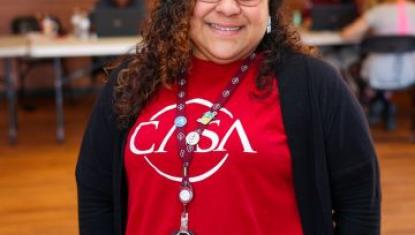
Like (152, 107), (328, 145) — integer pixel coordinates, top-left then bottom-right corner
(281, 51), (336, 70)
(278, 51), (351, 106)
(363, 3), (391, 19)
(369, 2), (402, 13)
(103, 56), (135, 90)
(279, 51), (343, 88)
(94, 58), (133, 114)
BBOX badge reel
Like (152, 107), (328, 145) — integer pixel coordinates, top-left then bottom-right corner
(174, 183), (194, 234)
(173, 212), (194, 235)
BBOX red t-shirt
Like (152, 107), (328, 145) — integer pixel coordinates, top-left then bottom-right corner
(124, 55), (303, 235)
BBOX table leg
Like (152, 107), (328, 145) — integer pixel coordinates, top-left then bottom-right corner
(53, 58), (65, 143)
(4, 58), (17, 144)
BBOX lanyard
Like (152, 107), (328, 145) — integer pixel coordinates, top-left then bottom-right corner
(173, 53), (257, 235)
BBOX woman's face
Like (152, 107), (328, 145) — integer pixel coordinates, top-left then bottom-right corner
(189, 0), (269, 64)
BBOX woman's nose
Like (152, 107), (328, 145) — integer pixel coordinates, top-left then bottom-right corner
(215, 0), (242, 16)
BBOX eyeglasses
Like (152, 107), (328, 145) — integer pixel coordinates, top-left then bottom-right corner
(198, 0), (262, 7)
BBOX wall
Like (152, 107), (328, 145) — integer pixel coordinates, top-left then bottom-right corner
(0, 0), (96, 35)
(0, 0), (99, 93)
(0, 0), (156, 93)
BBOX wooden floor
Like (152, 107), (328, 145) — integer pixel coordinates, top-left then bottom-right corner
(0, 95), (414, 235)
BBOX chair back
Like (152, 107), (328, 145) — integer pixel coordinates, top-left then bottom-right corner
(11, 16), (41, 34)
(360, 35), (415, 54)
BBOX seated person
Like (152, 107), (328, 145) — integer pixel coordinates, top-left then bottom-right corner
(89, 0), (145, 82)
(90, 0), (145, 32)
(301, 0), (361, 30)
(95, 0), (141, 8)
(297, 0), (361, 75)
(90, 0), (144, 24)
(341, 0), (415, 130)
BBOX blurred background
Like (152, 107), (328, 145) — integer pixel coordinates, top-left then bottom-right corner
(0, 0), (414, 234)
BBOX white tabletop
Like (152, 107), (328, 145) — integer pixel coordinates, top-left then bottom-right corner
(0, 31), (356, 60)
(0, 35), (29, 58)
(300, 31), (357, 46)
(28, 31), (355, 59)
(29, 35), (141, 58)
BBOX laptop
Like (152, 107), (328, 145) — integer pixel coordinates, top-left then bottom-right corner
(93, 8), (145, 37)
(311, 4), (358, 31)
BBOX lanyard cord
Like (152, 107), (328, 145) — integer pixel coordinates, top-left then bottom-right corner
(173, 53), (257, 234)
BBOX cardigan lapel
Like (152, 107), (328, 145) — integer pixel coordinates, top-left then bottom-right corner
(275, 52), (324, 235)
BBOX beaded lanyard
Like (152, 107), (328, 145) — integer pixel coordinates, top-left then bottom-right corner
(173, 53), (257, 235)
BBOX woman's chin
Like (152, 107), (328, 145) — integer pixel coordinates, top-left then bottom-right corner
(194, 48), (251, 64)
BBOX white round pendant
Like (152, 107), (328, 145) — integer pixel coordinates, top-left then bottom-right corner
(174, 116), (187, 128)
(185, 131), (200, 146)
(179, 188), (193, 203)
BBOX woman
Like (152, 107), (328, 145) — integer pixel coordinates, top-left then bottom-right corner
(341, 0), (415, 130)
(76, 0), (380, 234)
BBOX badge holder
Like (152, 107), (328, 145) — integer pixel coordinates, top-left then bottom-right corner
(173, 212), (194, 235)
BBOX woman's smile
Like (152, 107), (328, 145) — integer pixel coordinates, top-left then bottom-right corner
(207, 22), (245, 36)
(190, 0), (268, 63)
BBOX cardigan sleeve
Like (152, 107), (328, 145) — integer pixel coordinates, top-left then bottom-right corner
(310, 59), (381, 235)
(75, 71), (119, 235)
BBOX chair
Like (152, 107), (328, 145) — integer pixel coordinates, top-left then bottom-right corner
(11, 16), (41, 34)
(357, 35), (415, 138)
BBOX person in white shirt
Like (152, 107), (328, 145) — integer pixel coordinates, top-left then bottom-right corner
(341, 0), (415, 130)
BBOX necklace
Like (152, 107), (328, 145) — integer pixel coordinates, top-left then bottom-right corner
(173, 53), (257, 235)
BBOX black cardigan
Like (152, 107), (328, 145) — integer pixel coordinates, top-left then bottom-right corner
(76, 52), (381, 235)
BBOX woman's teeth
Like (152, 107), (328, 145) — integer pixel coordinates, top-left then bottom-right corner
(209, 23), (242, 31)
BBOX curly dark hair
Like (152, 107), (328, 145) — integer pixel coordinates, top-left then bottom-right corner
(113, 0), (316, 129)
